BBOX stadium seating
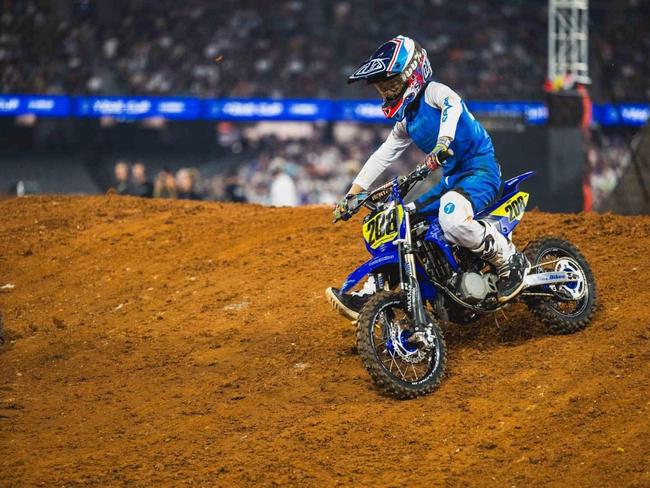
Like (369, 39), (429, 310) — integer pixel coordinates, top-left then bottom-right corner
(1, 0), (647, 102)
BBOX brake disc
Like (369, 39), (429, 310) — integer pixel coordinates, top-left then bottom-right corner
(386, 319), (428, 364)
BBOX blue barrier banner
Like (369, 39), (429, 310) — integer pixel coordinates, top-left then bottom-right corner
(337, 100), (390, 123)
(593, 103), (650, 127)
(0, 95), (70, 117)
(467, 101), (548, 125)
(0, 93), (647, 126)
(75, 96), (201, 119)
(338, 100), (550, 125)
(205, 98), (334, 121)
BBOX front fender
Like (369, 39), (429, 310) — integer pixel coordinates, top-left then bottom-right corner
(341, 249), (399, 293)
(340, 249), (439, 303)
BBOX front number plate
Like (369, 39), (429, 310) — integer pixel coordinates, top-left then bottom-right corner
(362, 204), (404, 249)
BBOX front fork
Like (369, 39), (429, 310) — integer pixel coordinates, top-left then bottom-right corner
(397, 210), (429, 329)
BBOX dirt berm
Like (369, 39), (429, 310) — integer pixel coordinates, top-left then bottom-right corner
(0, 196), (648, 487)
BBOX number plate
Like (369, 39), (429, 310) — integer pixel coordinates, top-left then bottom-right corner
(362, 204), (404, 249)
(489, 192), (529, 222)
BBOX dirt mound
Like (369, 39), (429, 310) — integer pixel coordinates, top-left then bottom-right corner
(0, 196), (648, 487)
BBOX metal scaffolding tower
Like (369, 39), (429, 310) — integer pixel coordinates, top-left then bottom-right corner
(548, 0), (590, 84)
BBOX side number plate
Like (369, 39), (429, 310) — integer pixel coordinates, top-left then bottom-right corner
(490, 192), (529, 222)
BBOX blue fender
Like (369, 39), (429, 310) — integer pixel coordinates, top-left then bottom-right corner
(476, 171), (537, 237)
(340, 248), (439, 303)
(341, 249), (399, 293)
(477, 171), (536, 217)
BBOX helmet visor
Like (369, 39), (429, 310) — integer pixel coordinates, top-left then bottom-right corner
(374, 75), (406, 101)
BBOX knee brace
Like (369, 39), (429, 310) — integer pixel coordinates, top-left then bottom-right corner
(438, 191), (485, 249)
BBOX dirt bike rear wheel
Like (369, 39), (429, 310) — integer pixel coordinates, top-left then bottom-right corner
(524, 236), (597, 334)
(356, 291), (447, 399)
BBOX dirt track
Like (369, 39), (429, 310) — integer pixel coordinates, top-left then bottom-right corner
(0, 195), (648, 487)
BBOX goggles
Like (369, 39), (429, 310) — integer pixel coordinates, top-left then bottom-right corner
(374, 75), (407, 101)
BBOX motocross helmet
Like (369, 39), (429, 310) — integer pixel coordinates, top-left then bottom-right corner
(348, 35), (432, 121)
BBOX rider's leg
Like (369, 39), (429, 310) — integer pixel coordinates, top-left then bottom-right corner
(437, 190), (528, 301)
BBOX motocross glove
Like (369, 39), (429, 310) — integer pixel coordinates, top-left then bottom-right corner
(424, 136), (453, 170)
(333, 192), (368, 222)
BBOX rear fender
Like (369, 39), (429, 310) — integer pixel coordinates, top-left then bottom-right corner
(481, 192), (529, 236)
(477, 171), (535, 237)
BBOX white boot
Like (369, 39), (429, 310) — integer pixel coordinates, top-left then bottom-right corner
(472, 220), (516, 268)
(472, 221), (528, 302)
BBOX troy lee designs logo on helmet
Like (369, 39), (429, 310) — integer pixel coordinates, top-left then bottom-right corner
(349, 59), (387, 80)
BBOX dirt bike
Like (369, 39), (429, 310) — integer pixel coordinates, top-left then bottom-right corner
(333, 159), (597, 399)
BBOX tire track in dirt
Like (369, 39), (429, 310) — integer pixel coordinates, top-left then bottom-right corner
(0, 196), (648, 487)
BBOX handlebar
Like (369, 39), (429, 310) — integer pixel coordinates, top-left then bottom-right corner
(364, 148), (454, 205)
(334, 148), (454, 223)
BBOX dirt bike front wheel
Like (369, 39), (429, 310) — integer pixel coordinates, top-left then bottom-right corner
(356, 291), (447, 399)
(524, 236), (597, 334)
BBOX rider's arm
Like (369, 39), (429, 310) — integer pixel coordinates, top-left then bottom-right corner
(349, 122), (412, 193)
(424, 81), (463, 142)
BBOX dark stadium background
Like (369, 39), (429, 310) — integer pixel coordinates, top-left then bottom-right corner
(0, 0), (648, 213)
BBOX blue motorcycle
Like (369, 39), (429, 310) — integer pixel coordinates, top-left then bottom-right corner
(332, 162), (597, 399)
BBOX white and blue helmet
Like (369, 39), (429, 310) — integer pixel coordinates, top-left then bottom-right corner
(348, 35), (432, 121)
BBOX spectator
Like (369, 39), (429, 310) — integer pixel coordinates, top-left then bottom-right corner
(113, 160), (130, 195)
(153, 168), (177, 198)
(224, 172), (247, 203)
(130, 161), (154, 198)
(176, 168), (202, 200)
(269, 159), (299, 207)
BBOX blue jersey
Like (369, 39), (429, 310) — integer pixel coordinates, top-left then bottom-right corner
(353, 81), (498, 190)
(405, 87), (494, 177)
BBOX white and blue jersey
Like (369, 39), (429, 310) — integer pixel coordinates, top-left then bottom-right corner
(353, 81), (502, 214)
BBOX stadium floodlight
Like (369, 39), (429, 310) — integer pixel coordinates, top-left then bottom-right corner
(548, 0), (591, 85)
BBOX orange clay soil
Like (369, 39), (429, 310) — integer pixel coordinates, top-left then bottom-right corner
(0, 195), (648, 487)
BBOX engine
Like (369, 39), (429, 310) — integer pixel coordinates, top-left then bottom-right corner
(455, 272), (498, 303)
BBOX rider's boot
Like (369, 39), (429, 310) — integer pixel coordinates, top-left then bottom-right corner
(472, 221), (529, 302)
(326, 276), (377, 320)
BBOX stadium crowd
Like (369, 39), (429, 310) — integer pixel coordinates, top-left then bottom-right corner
(585, 129), (635, 211)
(110, 124), (427, 206)
(111, 123), (634, 210)
(111, 161), (203, 200)
(110, 120), (635, 210)
(1, 0), (648, 101)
